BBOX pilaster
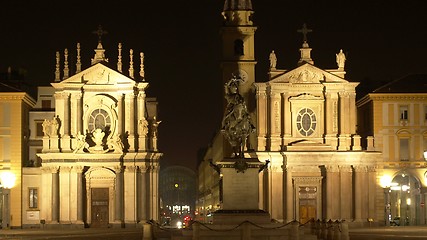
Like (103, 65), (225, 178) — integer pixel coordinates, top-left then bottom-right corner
(125, 93), (136, 151)
(124, 165), (137, 225)
(256, 89), (267, 151)
(269, 90), (281, 151)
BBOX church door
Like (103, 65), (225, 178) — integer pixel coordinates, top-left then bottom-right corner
(299, 202), (316, 224)
(91, 188), (109, 228)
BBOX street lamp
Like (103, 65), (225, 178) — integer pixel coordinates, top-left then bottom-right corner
(0, 171), (16, 229)
(423, 150), (427, 160)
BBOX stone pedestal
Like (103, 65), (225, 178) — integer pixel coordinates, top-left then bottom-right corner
(213, 158), (271, 224)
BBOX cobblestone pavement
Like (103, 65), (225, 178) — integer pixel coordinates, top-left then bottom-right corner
(0, 228), (142, 240)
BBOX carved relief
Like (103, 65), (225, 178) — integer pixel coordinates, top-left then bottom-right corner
(289, 69), (324, 83)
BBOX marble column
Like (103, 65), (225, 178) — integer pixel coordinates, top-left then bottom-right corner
(125, 93), (136, 151)
(282, 92), (292, 145)
(124, 165), (137, 225)
(41, 167), (53, 221)
(76, 166), (84, 224)
(368, 166), (377, 220)
(59, 166), (72, 223)
(325, 165), (340, 220)
(339, 165), (353, 220)
(354, 165), (366, 221)
(138, 166), (148, 221)
(284, 166), (294, 223)
(117, 94), (124, 135)
(269, 90), (281, 151)
(70, 92), (82, 137)
(270, 163), (284, 221)
(256, 89), (267, 151)
(149, 164), (160, 221)
(338, 92), (350, 151)
(51, 167), (60, 223)
(114, 166), (123, 224)
(325, 92), (338, 148)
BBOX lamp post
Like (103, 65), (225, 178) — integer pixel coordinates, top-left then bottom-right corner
(1, 171), (16, 229)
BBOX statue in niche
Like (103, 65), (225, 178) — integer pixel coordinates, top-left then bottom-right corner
(221, 75), (255, 158)
(107, 133), (124, 153)
(336, 49), (346, 69)
(269, 50), (277, 69)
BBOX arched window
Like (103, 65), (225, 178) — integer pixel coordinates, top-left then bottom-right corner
(88, 108), (111, 132)
(234, 39), (244, 56)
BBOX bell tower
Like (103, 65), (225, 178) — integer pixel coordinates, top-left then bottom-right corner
(220, 0), (257, 104)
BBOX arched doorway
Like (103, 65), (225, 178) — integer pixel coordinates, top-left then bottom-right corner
(390, 172), (421, 226)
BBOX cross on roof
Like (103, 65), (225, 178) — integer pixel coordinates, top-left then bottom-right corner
(93, 25), (108, 43)
(297, 23), (312, 43)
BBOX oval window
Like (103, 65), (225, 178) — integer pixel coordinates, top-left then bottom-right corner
(296, 108), (317, 136)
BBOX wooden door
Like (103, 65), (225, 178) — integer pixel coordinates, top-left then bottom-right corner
(91, 188), (109, 228)
(299, 204), (316, 224)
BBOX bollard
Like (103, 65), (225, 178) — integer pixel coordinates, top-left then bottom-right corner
(192, 221), (200, 240)
(340, 220), (349, 240)
(321, 219), (328, 240)
(241, 221), (251, 239)
(333, 220), (341, 240)
(316, 219), (322, 239)
(142, 223), (153, 240)
(327, 219), (334, 240)
(289, 221), (300, 240)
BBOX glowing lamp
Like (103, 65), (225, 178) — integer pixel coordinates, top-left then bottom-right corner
(380, 175), (392, 188)
(424, 150), (427, 160)
(0, 171), (16, 189)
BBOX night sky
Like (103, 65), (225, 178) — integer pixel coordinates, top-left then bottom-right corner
(1, 1), (427, 171)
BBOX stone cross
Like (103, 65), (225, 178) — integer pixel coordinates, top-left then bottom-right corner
(93, 25), (108, 43)
(297, 23), (312, 42)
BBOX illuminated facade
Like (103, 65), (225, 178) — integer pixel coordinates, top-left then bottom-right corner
(19, 36), (163, 228)
(0, 80), (35, 227)
(197, 0), (385, 226)
(357, 74), (427, 226)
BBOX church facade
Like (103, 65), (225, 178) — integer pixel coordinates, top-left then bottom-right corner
(197, 0), (384, 226)
(21, 36), (162, 228)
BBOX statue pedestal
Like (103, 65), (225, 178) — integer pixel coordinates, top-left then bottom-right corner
(213, 158), (271, 224)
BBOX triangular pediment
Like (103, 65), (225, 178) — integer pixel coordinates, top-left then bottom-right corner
(53, 63), (135, 88)
(269, 63), (348, 84)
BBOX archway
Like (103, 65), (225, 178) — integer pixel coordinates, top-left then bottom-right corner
(390, 172), (421, 226)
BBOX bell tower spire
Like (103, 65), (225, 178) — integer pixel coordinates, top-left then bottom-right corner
(220, 0), (256, 102)
(220, 0), (257, 151)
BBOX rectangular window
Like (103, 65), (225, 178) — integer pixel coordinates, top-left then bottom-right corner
(400, 138), (409, 161)
(400, 105), (408, 120)
(29, 188), (38, 209)
(41, 100), (51, 109)
(35, 121), (44, 137)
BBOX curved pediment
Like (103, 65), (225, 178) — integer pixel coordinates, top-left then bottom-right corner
(269, 63), (348, 84)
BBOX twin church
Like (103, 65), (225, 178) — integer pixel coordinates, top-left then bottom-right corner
(2, 0), (425, 229)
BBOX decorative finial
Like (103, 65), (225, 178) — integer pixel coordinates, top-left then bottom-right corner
(55, 51), (60, 81)
(297, 23), (312, 44)
(139, 52), (145, 80)
(117, 43), (123, 73)
(63, 48), (69, 79)
(92, 25), (108, 44)
(76, 43), (81, 73)
(129, 49), (134, 78)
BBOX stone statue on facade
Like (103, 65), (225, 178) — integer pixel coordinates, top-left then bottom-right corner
(139, 119), (149, 136)
(88, 128), (107, 153)
(336, 49), (346, 70)
(42, 116), (60, 137)
(151, 116), (161, 138)
(269, 50), (277, 69)
(107, 134), (124, 153)
(73, 131), (88, 153)
(221, 75), (255, 158)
